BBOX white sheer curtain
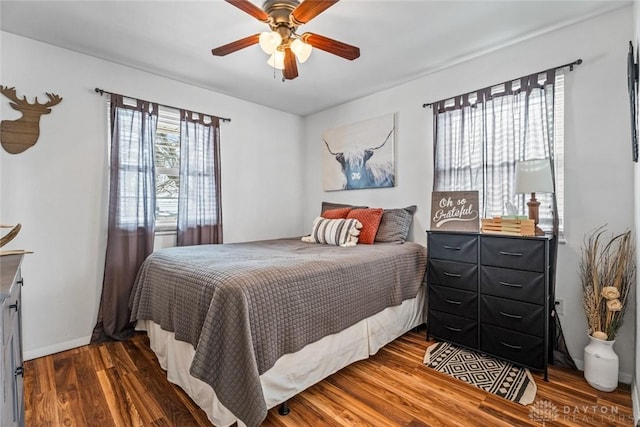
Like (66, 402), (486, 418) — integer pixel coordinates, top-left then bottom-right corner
(177, 110), (222, 246)
(433, 71), (558, 234)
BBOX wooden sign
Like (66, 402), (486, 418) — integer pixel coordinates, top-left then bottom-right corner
(430, 191), (479, 232)
(1, 85), (63, 154)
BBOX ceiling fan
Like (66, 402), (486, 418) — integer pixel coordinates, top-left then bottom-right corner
(211, 0), (360, 80)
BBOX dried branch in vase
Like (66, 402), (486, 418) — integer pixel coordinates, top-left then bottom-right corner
(580, 226), (635, 341)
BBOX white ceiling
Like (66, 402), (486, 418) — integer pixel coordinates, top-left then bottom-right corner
(0, 0), (631, 116)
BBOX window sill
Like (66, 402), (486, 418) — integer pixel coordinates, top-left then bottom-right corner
(155, 226), (177, 236)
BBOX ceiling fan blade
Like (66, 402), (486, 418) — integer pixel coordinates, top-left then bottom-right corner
(302, 32), (360, 60)
(283, 47), (299, 80)
(225, 0), (270, 22)
(211, 34), (260, 56)
(291, 0), (339, 25)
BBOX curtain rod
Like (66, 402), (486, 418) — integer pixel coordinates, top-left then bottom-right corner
(422, 58), (583, 109)
(94, 88), (231, 123)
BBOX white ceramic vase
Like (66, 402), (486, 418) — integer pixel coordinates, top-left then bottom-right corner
(583, 335), (619, 392)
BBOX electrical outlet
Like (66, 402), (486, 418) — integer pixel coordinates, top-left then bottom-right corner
(555, 298), (565, 315)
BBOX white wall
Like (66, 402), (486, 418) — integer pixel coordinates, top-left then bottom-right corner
(0, 32), (305, 359)
(304, 7), (636, 381)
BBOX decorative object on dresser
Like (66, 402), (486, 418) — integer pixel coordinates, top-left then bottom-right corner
(0, 254), (25, 426)
(580, 227), (635, 392)
(426, 230), (555, 381)
(424, 341), (537, 405)
(0, 85), (63, 154)
(0, 224), (21, 248)
(514, 159), (554, 236)
(0, 223), (32, 257)
(430, 191), (479, 232)
(481, 216), (535, 236)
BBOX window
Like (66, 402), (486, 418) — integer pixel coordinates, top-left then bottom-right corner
(433, 71), (565, 236)
(109, 101), (183, 230)
(154, 107), (181, 229)
(552, 72), (565, 236)
(108, 100), (222, 234)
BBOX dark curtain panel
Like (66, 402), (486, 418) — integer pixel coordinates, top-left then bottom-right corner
(92, 94), (158, 342)
(176, 110), (223, 246)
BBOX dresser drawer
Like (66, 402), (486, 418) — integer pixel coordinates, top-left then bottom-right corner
(480, 324), (544, 369)
(480, 265), (545, 304)
(2, 279), (20, 347)
(430, 285), (477, 319)
(480, 295), (544, 337)
(429, 233), (478, 263)
(428, 259), (477, 292)
(430, 310), (478, 349)
(481, 237), (545, 272)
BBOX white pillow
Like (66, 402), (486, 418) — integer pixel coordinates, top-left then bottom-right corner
(302, 217), (362, 247)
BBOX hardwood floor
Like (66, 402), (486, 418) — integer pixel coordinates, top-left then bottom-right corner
(25, 329), (634, 426)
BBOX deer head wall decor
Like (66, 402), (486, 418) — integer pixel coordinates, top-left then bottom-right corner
(0, 85), (63, 154)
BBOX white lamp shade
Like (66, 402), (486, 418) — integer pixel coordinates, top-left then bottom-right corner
(291, 38), (312, 63)
(267, 50), (285, 70)
(515, 158), (554, 194)
(259, 31), (282, 54)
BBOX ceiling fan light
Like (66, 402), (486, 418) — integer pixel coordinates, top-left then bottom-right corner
(259, 31), (282, 54)
(267, 51), (285, 70)
(291, 38), (312, 63)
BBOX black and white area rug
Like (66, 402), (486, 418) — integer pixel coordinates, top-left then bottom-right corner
(424, 341), (537, 405)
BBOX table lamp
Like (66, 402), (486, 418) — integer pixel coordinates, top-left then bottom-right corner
(515, 159), (554, 236)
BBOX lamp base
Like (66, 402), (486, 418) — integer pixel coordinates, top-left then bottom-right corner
(527, 193), (545, 236)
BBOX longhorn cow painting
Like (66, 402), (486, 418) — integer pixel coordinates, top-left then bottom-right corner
(322, 113), (396, 191)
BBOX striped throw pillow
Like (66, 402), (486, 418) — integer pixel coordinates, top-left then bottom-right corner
(302, 217), (362, 247)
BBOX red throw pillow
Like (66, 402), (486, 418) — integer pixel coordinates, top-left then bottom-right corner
(321, 207), (352, 219)
(346, 208), (383, 244)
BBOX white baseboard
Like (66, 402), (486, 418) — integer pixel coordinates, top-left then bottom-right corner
(24, 335), (91, 361)
(573, 358), (633, 385)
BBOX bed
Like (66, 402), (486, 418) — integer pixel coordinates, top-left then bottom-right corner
(129, 236), (427, 427)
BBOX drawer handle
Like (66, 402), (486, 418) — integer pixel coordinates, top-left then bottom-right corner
(499, 281), (522, 288)
(14, 366), (23, 377)
(443, 272), (462, 278)
(443, 245), (461, 251)
(17, 279), (23, 286)
(499, 311), (523, 319)
(444, 325), (462, 332)
(9, 301), (18, 312)
(499, 251), (523, 257)
(500, 341), (523, 350)
(444, 299), (462, 305)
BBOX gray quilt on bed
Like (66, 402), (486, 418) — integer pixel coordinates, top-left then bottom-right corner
(129, 237), (427, 427)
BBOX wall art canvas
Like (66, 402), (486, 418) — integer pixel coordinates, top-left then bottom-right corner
(322, 113), (395, 191)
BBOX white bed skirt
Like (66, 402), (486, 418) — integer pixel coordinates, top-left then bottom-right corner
(136, 286), (425, 427)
